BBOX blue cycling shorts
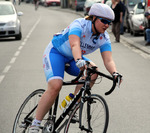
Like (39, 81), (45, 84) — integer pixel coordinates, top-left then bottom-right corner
(43, 42), (90, 82)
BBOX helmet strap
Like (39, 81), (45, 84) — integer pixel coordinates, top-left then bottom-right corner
(92, 17), (100, 36)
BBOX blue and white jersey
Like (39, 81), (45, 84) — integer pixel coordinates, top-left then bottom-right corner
(51, 18), (112, 59)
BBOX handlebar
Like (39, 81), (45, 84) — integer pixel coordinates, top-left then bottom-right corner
(105, 77), (116, 95)
(69, 61), (117, 95)
(71, 70), (84, 83)
(86, 67), (117, 95)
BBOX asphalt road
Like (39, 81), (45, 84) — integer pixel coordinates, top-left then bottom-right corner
(0, 3), (150, 133)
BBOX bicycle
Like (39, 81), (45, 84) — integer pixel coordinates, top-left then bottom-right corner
(12, 61), (118, 133)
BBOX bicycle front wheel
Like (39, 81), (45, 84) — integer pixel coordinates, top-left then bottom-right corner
(12, 89), (45, 133)
(64, 94), (109, 133)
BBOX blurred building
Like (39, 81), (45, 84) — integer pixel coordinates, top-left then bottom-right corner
(61, 0), (72, 8)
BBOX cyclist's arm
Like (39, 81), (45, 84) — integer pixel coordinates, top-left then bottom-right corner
(101, 51), (117, 75)
(68, 19), (83, 62)
(69, 35), (82, 61)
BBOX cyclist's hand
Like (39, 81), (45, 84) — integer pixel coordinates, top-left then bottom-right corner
(112, 72), (123, 88)
(76, 59), (86, 70)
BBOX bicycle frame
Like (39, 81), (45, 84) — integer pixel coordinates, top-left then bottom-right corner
(22, 62), (116, 133)
(21, 81), (85, 132)
(53, 80), (86, 132)
(52, 65), (113, 132)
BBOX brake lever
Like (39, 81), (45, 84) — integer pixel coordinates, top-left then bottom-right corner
(116, 77), (120, 88)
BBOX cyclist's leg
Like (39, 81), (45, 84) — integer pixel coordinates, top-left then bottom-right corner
(35, 79), (63, 120)
(31, 44), (66, 125)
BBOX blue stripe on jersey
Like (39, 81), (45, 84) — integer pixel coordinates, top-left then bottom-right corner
(100, 42), (112, 53)
(52, 32), (69, 48)
(69, 27), (82, 37)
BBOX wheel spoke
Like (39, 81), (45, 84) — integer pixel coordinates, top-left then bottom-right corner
(64, 94), (109, 133)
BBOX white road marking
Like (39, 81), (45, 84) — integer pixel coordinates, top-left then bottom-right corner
(0, 75), (5, 84)
(14, 51), (20, 57)
(21, 42), (25, 46)
(24, 38), (28, 42)
(0, 17), (41, 85)
(18, 46), (23, 50)
(10, 57), (16, 64)
(3, 65), (11, 73)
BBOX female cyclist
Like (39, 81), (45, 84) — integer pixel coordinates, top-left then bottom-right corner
(29, 3), (122, 133)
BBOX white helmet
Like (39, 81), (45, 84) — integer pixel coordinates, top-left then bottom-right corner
(89, 3), (115, 21)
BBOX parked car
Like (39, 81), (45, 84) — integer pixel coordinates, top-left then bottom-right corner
(25, 0), (33, 3)
(0, 1), (23, 40)
(123, 0), (143, 32)
(43, 0), (60, 7)
(84, 0), (101, 16)
(70, 0), (86, 11)
(128, 2), (145, 36)
(39, 0), (45, 5)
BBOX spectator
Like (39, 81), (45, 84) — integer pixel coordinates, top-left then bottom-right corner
(13, 0), (16, 5)
(111, 0), (123, 42)
(140, 11), (150, 46)
(117, 0), (126, 35)
(144, 11), (150, 46)
(34, 0), (39, 10)
(18, 0), (21, 5)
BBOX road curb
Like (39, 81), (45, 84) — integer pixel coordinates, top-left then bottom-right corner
(106, 29), (150, 55)
(120, 35), (150, 54)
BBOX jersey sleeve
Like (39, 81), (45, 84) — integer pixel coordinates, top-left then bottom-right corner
(69, 19), (82, 38)
(100, 41), (112, 53)
(100, 33), (112, 53)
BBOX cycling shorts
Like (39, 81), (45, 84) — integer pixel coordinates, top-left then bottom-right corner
(43, 42), (90, 82)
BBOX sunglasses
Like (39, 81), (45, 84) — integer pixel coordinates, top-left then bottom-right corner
(97, 17), (111, 25)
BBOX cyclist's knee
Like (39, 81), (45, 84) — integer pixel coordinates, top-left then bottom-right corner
(48, 79), (63, 93)
(92, 73), (98, 81)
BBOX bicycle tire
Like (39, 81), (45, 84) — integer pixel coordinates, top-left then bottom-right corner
(12, 89), (45, 133)
(64, 94), (109, 133)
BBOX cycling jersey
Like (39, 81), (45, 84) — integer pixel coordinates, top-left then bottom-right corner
(43, 43), (90, 82)
(52, 18), (112, 59)
(43, 18), (112, 82)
